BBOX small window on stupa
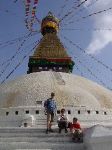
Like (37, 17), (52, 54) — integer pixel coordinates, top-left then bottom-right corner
(87, 110), (90, 114)
(15, 111), (18, 115)
(57, 110), (60, 114)
(25, 110), (29, 114)
(78, 110), (80, 114)
(35, 110), (39, 114)
(68, 110), (71, 114)
(96, 111), (99, 114)
(24, 123), (28, 127)
(36, 101), (42, 105)
(6, 112), (9, 116)
(104, 112), (107, 115)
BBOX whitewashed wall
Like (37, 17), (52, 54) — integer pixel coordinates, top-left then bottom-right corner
(0, 106), (112, 127)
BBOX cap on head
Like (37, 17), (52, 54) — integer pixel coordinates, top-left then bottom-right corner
(51, 92), (55, 97)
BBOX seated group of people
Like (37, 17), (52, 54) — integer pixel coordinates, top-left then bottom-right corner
(57, 108), (83, 142)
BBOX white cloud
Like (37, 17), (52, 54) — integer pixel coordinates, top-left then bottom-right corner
(83, 0), (112, 54)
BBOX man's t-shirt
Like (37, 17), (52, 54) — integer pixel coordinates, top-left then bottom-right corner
(44, 98), (56, 113)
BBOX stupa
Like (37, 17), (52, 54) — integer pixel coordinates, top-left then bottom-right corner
(0, 12), (112, 129)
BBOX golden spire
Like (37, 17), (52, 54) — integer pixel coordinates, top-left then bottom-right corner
(41, 12), (59, 35)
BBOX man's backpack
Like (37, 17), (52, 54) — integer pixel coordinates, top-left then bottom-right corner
(44, 98), (56, 113)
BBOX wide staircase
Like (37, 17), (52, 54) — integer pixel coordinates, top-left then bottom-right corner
(0, 128), (85, 150)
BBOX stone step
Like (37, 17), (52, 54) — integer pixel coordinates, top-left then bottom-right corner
(0, 137), (72, 143)
(0, 130), (71, 139)
(34, 122), (57, 126)
(0, 141), (84, 150)
(0, 128), (85, 150)
(0, 128), (73, 138)
(0, 126), (62, 134)
(0, 132), (71, 138)
(0, 128), (46, 133)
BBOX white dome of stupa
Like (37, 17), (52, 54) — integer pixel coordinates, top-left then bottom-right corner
(0, 71), (112, 109)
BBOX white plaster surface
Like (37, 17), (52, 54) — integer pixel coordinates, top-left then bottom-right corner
(0, 71), (112, 109)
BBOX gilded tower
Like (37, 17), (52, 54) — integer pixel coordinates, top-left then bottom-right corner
(27, 12), (74, 73)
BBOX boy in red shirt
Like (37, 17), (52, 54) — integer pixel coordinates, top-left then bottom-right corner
(70, 117), (83, 142)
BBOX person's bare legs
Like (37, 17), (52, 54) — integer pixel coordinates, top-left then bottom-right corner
(49, 112), (54, 132)
(46, 112), (54, 133)
(49, 121), (52, 129)
(46, 113), (51, 133)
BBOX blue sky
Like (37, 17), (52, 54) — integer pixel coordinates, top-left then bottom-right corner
(0, 0), (112, 90)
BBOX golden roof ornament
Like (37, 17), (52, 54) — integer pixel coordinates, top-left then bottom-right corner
(41, 11), (59, 35)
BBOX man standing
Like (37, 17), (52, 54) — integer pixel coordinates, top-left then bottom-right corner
(44, 92), (57, 134)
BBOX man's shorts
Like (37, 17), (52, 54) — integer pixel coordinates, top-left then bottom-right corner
(47, 111), (54, 122)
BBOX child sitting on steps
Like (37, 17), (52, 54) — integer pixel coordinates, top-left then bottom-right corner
(57, 108), (68, 133)
(70, 117), (83, 142)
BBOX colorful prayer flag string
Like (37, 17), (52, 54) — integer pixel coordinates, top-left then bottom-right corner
(24, 0), (39, 31)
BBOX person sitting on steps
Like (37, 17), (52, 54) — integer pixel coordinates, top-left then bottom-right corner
(57, 108), (68, 133)
(70, 117), (83, 142)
